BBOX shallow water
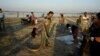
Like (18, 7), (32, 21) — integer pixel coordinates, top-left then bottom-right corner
(56, 35), (74, 44)
(56, 35), (82, 48)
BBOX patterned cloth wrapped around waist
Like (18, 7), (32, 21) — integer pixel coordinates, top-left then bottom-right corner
(45, 23), (56, 38)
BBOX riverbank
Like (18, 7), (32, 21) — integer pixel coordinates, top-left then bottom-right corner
(0, 17), (90, 56)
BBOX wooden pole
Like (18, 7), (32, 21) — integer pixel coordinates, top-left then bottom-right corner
(17, 12), (19, 18)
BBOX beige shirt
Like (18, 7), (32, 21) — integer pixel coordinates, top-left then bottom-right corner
(81, 15), (90, 25)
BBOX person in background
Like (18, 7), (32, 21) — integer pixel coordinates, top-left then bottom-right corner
(90, 16), (96, 25)
(26, 12), (38, 51)
(58, 13), (65, 33)
(80, 12), (91, 32)
(26, 15), (31, 23)
(59, 13), (65, 24)
(79, 12), (91, 56)
(71, 25), (79, 43)
(89, 12), (100, 56)
(31, 12), (38, 38)
(0, 8), (5, 31)
(30, 12), (37, 25)
(21, 15), (30, 24)
(31, 17), (38, 37)
(77, 15), (82, 28)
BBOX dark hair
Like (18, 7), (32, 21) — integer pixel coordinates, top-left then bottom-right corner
(91, 16), (95, 21)
(26, 15), (29, 17)
(0, 8), (2, 11)
(31, 28), (37, 38)
(66, 24), (71, 28)
(31, 12), (34, 14)
(47, 11), (54, 15)
(84, 12), (87, 14)
(96, 12), (100, 20)
(71, 25), (78, 32)
(60, 13), (64, 17)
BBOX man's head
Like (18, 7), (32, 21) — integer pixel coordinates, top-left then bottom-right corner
(47, 11), (54, 18)
(94, 12), (100, 25)
(60, 13), (63, 18)
(26, 15), (29, 17)
(84, 12), (87, 16)
(0, 8), (2, 13)
(31, 12), (34, 14)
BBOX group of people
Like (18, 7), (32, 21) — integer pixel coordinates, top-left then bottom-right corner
(88, 13), (100, 56)
(21, 12), (38, 26)
(76, 12), (100, 56)
(27, 11), (55, 51)
(1, 7), (100, 56)
(31, 11), (55, 47)
(41, 11), (100, 56)
(30, 11), (100, 56)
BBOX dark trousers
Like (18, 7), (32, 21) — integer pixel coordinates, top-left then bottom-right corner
(89, 40), (100, 56)
(0, 19), (5, 30)
(79, 35), (87, 56)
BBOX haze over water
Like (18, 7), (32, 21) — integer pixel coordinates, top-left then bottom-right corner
(0, 0), (100, 13)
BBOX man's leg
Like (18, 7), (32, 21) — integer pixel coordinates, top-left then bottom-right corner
(2, 20), (5, 30)
(79, 31), (88, 56)
(0, 20), (2, 30)
(90, 41), (100, 56)
(82, 25), (85, 32)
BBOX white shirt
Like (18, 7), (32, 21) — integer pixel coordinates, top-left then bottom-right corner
(35, 19), (38, 24)
(0, 13), (4, 19)
(81, 15), (92, 27)
(81, 15), (90, 23)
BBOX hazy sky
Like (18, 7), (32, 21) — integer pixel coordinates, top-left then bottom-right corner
(0, 0), (100, 13)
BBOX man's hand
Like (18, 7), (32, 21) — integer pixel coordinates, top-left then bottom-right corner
(95, 37), (100, 42)
(90, 37), (94, 41)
